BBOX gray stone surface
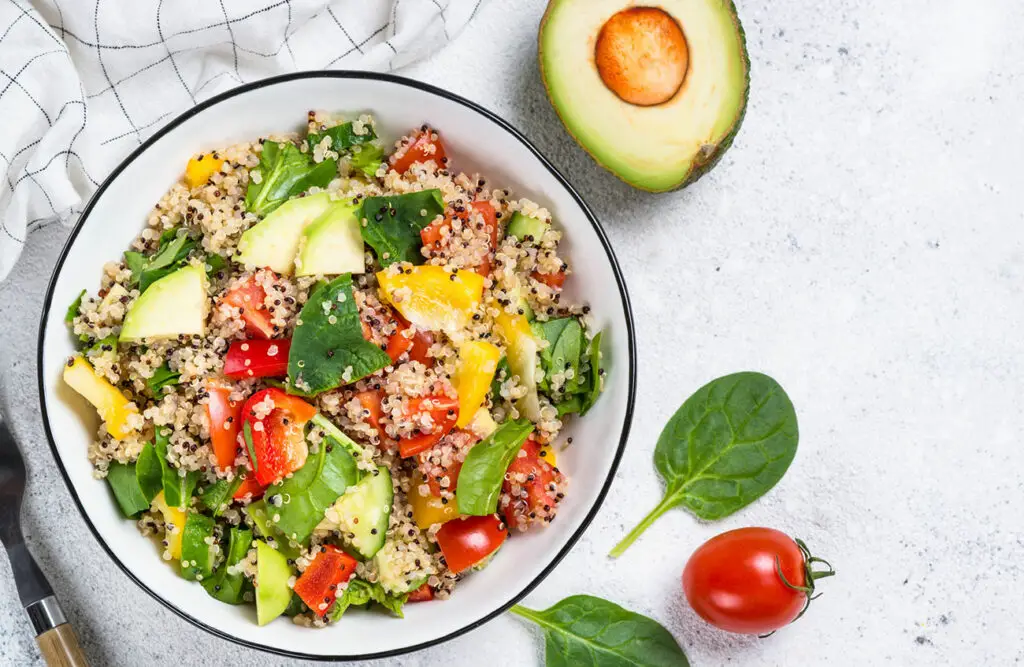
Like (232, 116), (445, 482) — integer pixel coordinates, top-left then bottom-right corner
(2, 0), (1023, 664)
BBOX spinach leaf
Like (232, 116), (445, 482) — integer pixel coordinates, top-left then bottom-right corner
(86, 335), (118, 357)
(244, 500), (301, 561)
(510, 595), (689, 667)
(308, 122), (384, 178)
(181, 512), (217, 581)
(265, 437), (359, 545)
(199, 473), (244, 516)
(204, 253), (228, 277)
(328, 579), (408, 621)
(245, 140), (337, 217)
(284, 592), (308, 617)
(536, 318), (584, 394)
(243, 421), (258, 475)
(287, 274), (391, 396)
(125, 228), (197, 293)
(202, 526), (253, 604)
(135, 441), (163, 503)
(154, 428), (200, 510)
(490, 356), (510, 401)
(147, 362), (181, 394)
(579, 331), (604, 415)
(610, 372), (798, 557)
(456, 419), (534, 516)
(106, 462), (151, 517)
(65, 289), (86, 324)
(358, 190), (445, 266)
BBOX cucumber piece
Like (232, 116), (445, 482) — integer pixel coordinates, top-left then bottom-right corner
(506, 212), (550, 241)
(329, 467), (392, 560)
(255, 540), (293, 626)
(310, 413), (364, 458)
(181, 512), (217, 581)
(202, 526), (253, 604)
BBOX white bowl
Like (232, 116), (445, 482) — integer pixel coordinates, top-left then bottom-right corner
(37, 71), (636, 660)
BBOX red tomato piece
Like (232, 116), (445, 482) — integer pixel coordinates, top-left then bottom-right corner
(293, 545), (358, 617)
(435, 515), (508, 574)
(502, 437), (564, 531)
(354, 390), (385, 432)
(682, 528), (835, 635)
(205, 383), (243, 472)
(418, 429), (476, 496)
(398, 395), (459, 458)
(242, 388), (317, 486)
(407, 583), (434, 603)
(420, 217), (448, 248)
(223, 339), (291, 380)
(222, 275), (275, 339)
(232, 474), (266, 501)
(469, 201), (499, 276)
(531, 269), (566, 290)
(389, 127), (447, 174)
(385, 318), (434, 366)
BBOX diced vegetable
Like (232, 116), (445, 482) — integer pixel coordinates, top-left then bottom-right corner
(503, 437), (565, 532)
(506, 211), (550, 242)
(185, 153), (224, 189)
(221, 275), (275, 339)
(398, 395), (459, 458)
(532, 269), (566, 289)
(255, 540), (294, 626)
(377, 265), (485, 334)
(435, 515), (507, 574)
(494, 312), (541, 421)
(152, 491), (186, 560)
(62, 355), (138, 439)
(293, 545), (358, 617)
(202, 526), (253, 604)
(320, 467), (392, 560)
(385, 317), (434, 366)
(235, 193), (334, 274)
(181, 512), (217, 581)
(358, 190), (445, 266)
(456, 419), (534, 516)
(420, 201), (500, 275)
(241, 388), (316, 486)
(245, 141), (336, 218)
(119, 264), (208, 342)
(205, 382), (243, 472)
(294, 203), (365, 277)
(232, 474), (266, 501)
(389, 127), (447, 174)
(409, 472), (457, 529)
(223, 339), (291, 379)
(453, 340), (501, 428)
(407, 583), (434, 603)
(286, 274), (393, 397)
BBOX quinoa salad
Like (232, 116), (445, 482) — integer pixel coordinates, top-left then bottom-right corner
(62, 112), (604, 627)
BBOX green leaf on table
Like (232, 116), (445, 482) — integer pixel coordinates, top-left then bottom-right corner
(264, 436), (359, 545)
(610, 372), (798, 557)
(456, 419), (534, 516)
(245, 140), (337, 217)
(287, 274), (391, 396)
(357, 190), (445, 266)
(510, 595), (689, 667)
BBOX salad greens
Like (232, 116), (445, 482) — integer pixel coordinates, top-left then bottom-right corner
(533, 317), (604, 417)
(245, 500), (301, 561)
(147, 362), (181, 394)
(610, 372), (799, 557)
(135, 441), (163, 502)
(154, 428), (200, 510)
(105, 461), (152, 517)
(511, 595), (689, 667)
(202, 526), (254, 605)
(181, 512), (217, 581)
(456, 419), (535, 516)
(307, 121), (384, 178)
(199, 474), (244, 517)
(328, 579), (408, 621)
(245, 140), (337, 217)
(125, 228), (197, 293)
(65, 289), (85, 324)
(358, 190), (445, 266)
(288, 274), (392, 396)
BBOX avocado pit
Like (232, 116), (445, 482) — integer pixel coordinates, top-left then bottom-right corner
(594, 6), (689, 107)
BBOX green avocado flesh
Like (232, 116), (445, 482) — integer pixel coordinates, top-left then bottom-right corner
(235, 192), (333, 274)
(119, 265), (207, 342)
(294, 203), (365, 277)
(539, 0), (750, 191)
(255, 540), (293, 626)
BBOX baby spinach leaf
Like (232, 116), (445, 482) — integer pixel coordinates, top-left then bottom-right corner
(154, 428), (200, 510)
(245, 140), (337, 217)
(244, 500), (301, 561)
(243, 421), (258, 475)
(490, 356), (510, 401)
(510, 595), (689, 667)
(308, 122), (384, 178)
(106, 462), (152, 517)
(65, 289), (86, 324)
(204, 253), (228, 277)
(86, 335), (118, 357)
(181, 512), (217, 581)
(456, 419), (534, 516)
(610, 372), (798, 557)
(202, 526), (253, 604)
(125, 228), (197, 293)
(328, 579), (408, 621)
(287, 274), (391, 396)
(199, 473), (244, 517)
(348, 142), (385, 178)
(579, 331), (604, 416)
(358, 190), (445, 266)
(135, 441), (163, 503)
(147, 362), (181, 394)
(265, 437), (359, 545)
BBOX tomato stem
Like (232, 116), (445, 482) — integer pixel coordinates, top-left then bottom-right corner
(608, 495), (675, 558)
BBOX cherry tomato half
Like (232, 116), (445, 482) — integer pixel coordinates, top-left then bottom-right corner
(435, 515), (507, 574)
(682, 528), (835, 635)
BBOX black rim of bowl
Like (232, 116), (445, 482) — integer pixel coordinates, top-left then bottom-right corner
(36, 70), (638, 662)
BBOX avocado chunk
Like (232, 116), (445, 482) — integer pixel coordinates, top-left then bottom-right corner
(506, 212), (550, 242)
(539, 0), (749, 191)
(181, 512), (218, 581)
(322, 467), (392, 560)
(235, 192), (333, 274)
(294, 203), (365, 277)
(119, 264), (208, 342)
(255, 540), (293, 626)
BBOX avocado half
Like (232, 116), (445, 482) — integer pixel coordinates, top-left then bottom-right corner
(539, 0), (750, 192)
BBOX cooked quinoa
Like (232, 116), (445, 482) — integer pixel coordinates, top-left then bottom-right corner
(63, 112), (605, 627)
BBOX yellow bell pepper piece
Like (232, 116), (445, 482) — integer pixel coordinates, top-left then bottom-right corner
(62, 356), (138, 439)
(152, 491), (186, 560)
(377, 265), (485, 334)
(184, 153), (224, 189)
(538, 444), (557, 468)
(467, 407), (498, 439)
(454, 340), (501, 427)
(494, 311), (541, 421)
(408, 473), (458, 529)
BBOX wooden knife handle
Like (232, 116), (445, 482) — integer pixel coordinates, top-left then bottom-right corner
(36, 623), (88, 667)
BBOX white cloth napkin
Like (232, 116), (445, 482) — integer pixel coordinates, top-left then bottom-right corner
(0, 0), (485, 281)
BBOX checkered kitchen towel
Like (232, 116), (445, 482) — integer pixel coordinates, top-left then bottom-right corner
(0, 0), (486, 281)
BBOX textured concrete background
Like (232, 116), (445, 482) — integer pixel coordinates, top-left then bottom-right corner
(2, 0), (1023, 664)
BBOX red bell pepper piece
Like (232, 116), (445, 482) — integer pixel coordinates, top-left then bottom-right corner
(531, 269), (566, 290)
(223, 338), (291, 379)
(385, 317), (434, 366)
(407, 582), (434, 602)
(241, 388), (317, 486)
(293, 545), (358, 617)
(222, 275), (276, 339)
(205, 382), (243, 472)
(232, 474), (266, 501)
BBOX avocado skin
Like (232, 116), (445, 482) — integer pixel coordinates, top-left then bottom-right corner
(537, 0), (751, 193)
